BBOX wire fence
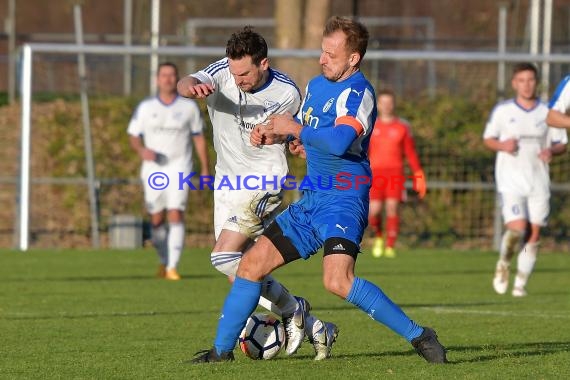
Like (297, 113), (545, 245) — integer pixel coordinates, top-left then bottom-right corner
(3, 43), (570, 250)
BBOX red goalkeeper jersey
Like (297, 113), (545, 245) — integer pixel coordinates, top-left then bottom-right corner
(369, 117), (422, 172)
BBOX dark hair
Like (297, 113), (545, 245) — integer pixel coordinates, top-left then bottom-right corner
(512, 62), (539, 80)
(157, 62), (179, 78)
(323, 16), (369, 61)
(225, 26), (268, 66)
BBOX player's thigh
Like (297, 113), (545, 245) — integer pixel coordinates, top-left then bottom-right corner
(213, 189), (232, 240)
(317, 194), (369, 250)
(223, 189), (283, 240)
(527, 194), (550, 227)
(237, 236), (286, 280)
(368, 199), (383, 217)
(384, 198), (400, 216)
(143, 185), (167, 215)
(500, 193), (529, 224)
(165, 185), (189, 212)
(141, 162), (168, 214)
(213, 229), (251, 253)
(274, 192), (322, 260)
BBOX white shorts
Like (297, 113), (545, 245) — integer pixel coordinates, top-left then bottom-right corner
(141, 161), (190, 214)
(214, 188), (283, 240)
(500, 192), (550, 226)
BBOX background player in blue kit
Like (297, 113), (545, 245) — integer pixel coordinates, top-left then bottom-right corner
(191, 16), (447, 364)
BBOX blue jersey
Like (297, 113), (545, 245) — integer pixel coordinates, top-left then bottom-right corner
(297, 71), (377, 197)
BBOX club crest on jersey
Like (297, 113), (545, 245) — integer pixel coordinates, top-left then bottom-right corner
(323, 98), (335, 113)
(263, 100), (280, 113)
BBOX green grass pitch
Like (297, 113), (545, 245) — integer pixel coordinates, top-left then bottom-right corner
(1, 247), (569, 379)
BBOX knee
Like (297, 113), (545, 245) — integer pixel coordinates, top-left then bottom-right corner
(323, 272), (352, 298)
(236, 251), (267, 281)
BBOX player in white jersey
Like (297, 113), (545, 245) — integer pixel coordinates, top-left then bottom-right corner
(177, 27), (338, 359)
(128, 62), (210, 281)
(483, 63), (567, 297)
(546, 75), (570, 128)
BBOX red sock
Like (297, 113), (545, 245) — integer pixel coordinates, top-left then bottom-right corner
(386, 216), (399, 247)
(368, 215), (383, 237)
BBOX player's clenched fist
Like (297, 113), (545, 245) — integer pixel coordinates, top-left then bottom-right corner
(412, 170), (427, 199)
(288, 139), (306, 159)
(250, 121), (278, 146)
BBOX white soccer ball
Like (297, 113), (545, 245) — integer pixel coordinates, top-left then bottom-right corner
(238, 313), (285, 360)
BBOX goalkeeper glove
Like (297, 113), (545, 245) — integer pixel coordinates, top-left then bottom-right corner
(413, 170), (427, 199)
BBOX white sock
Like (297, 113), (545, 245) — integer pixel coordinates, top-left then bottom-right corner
(305, 315), (321, 337)
(258, 297), (283, 316)
(261, 275), (298, 317)
(514, 242), (538, 289)
(151, 224), (168, 265)
(210, 251), (242, 276)
(499, 229), (524, 265)
(167, 223), (184, 270)
(210, 252), (297, 317)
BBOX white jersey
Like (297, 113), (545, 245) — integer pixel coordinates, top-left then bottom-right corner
(127, 95), (204, 171)
(549, 75), (570, 113)
(483, 99), (568, 196)
(191, 58), (301, 183)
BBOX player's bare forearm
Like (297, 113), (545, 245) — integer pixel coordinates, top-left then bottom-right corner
(484, 137), (518, 154)
(177, 76), (214, 99)
(546, 109), (570, 129)
(268, 114), (302, 138)
(192, 134), (210, 175)
(129, 135), (156, 161)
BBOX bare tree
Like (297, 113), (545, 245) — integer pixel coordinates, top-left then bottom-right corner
(274, 0), (331, 90)
(300, 0), (331, 86)
(274, 0), (303, 81)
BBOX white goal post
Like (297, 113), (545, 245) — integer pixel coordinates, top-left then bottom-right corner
(18, 43), (570, 251)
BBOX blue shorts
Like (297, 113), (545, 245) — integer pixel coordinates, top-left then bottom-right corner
(275, 190), (369, 259)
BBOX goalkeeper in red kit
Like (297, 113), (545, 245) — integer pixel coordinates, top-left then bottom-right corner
(368, 89), (426, 258)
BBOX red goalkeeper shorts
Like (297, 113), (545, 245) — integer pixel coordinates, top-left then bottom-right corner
(369, 168), (406, 201)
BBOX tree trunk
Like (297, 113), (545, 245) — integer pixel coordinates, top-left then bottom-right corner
(301, 0), (331, 87)
(274, 0), (303, 82)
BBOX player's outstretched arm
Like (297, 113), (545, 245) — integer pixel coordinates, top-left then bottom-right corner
(192, 134), (210, 176)
(546, 109), (570, 129)
(177, 76), (215, 99)
(402, 129), (426, 198)
(267, 113), (303, 138)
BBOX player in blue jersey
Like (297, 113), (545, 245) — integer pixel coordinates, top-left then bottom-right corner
(546, 75), (570, 128)
(191, 16), (447, 364)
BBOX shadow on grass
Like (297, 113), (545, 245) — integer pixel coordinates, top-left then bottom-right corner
(311, 301), (504, 313)
(445, 341), (570, 364)
(279, 341), (570, 364)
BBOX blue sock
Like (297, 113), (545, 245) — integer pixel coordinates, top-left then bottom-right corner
(214, 276), (261, 354)
(346, 277), (424, 342)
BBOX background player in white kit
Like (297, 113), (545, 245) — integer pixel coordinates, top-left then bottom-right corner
(177, 27), (338, 360)
(483, 62), (567, 297)
(546, 75), (570, 128)
(128, 62), (210, 281)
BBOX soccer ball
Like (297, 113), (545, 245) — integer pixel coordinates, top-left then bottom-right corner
(239, 313), (285, 360)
